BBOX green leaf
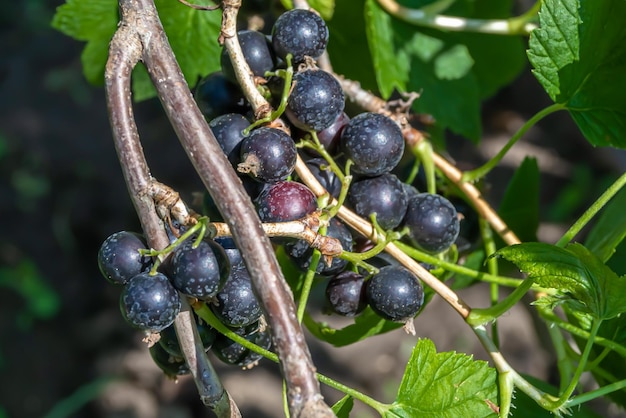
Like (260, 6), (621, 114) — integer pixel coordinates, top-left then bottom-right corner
(331, 395), (354, 418)
(498, 157), (540, 242)
(527, 0), (626, 148)
(303, 308), (402, 347)
(494, 242), (626, 320)
(585, 185), (626, 263)
(52, 0), (221, 100)
(280, 0), (335, 20)
(387, 339), (497, 418)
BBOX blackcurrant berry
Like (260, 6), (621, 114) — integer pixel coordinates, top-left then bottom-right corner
(403, 193), (460, 254)
(341, 112), (404, 176)
(120, 272), (181, 332)
(255, 181), (317, 223)
(347, 173), (408, 230)
(170, 239), (230, 299)
(159, 320), (217, 357)
(212, 323), (272, 367)
(286, 217), (353, 276)
(194, 72), (249, 120)
(98, 231), (152, 285)
(271, 9), (329, 63)
(303, 157), (342, 198)
(326, 271), (367, 317)
(214, 236), (243, 267)
(239, 127), (297, 183)
(366, 266), (424, 322)
(286, 69), (345, 132)
(209, 113), (250, 168)
(210, 265), (262, 328)
(149, 343), (190, 377)
(221, 30), (276, 83)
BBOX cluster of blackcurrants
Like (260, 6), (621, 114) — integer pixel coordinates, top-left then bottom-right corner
(98, 231), (271, 376)
(98, 8), (463, 377)
(196, 9), (461, 322)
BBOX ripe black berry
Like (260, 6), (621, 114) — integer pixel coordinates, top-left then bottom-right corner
(120, 272), (181, 332)
(326, 271), (367, 317)
(286, 217), (353, 276)
(159, 321), (216, 357)
(239, 127), (297, 183)
(194, 72), (249, 120)
(210, 265), (262, 328)
(347, 173), (408, 230)
(98, 231), (152, 285)
(403, 193), (460, 254)
(255, 181), (317, 223)
(213, 323), (272, 366)
(286, 69), (345, 132)
(170, 239), (230, 299)
(271, 9), (329, 63)
(366, 266), (424, 322)
(304, 157), (342, 198)
(149, 343), (190, 377)
(221, 30), (276, 83)
(209, 113), (250, 168)
(341, 112), (404, 176)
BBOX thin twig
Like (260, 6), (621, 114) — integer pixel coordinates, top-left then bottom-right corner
(120, 0), (333, 415)
(105, 10), (239, 416)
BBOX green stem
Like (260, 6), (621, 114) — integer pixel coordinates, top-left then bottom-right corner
(466, 278), (535, 326)
(194, 304), (388, 414)
(480, 218), (500, 346)
(556, 171), (626, 247)
(462, 103), (565, 183)
(547, 319), (603, 410)
(545, 316), (574, 393)
(376, 0), (539, 35)
(413, 140), (436, 194)
(566, 378), (626, 408)
(297, 249), (321, 323)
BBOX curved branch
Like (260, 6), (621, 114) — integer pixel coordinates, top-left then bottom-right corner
(116, 0), (333, 416)
(105, 14), (239, 417)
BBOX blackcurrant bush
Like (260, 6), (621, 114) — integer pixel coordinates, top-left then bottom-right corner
(347, 173), (408, 230)
(159, 320), (216, 357)
(120, 272), (181, 332)
(98, 231), (152, 285)
(194, 72), (249, 120)
(366, 266), (424, 322)
(286, 69), (345, 132)
(213, 323), (272, 367)
(255, 181), (317, 223)
(341, 112), (404, 176)
(221, 30), (276, 83)
(170, 239), (230, 299)
(271, 9), (329, 63)
(149, 343), (189, 377)
(403, 193), (460, 254)
(326, 271), (367, 317)
(239, 127), (297, 183)
(210, 265), (262, 328)
(286, 217), (353, 276)
(209, 113), (250, 168)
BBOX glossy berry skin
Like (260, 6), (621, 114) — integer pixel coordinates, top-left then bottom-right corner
(326, 271), (367, 317)
(210, 265), (262, 328)
(366, 266), (424, 322)
(170, 239), (230, 299)
(239, 127), (297, 183)
(120, 272), (181, 332)
(149, 343), (189, 377)
(209, 113), (250, 168)
(214, 237), (243, 267)
(304, 157), (342, 198)
(194, 72), (249, 120)
(404, 193), (460, 254)
(340, 112), (404, 176)
(221, 30), (276, 83)
(286, 217), (353, 276)
(271, 9), (329, 63)
(98, 231), (152, 285)
(316, 111), (350, 154)
(348, 173), (408, 230)
(255, 181), (317, 223)
(286, 70), (345, 132)
(213, 323), (272, 366)
(159, 321), (216, 357)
